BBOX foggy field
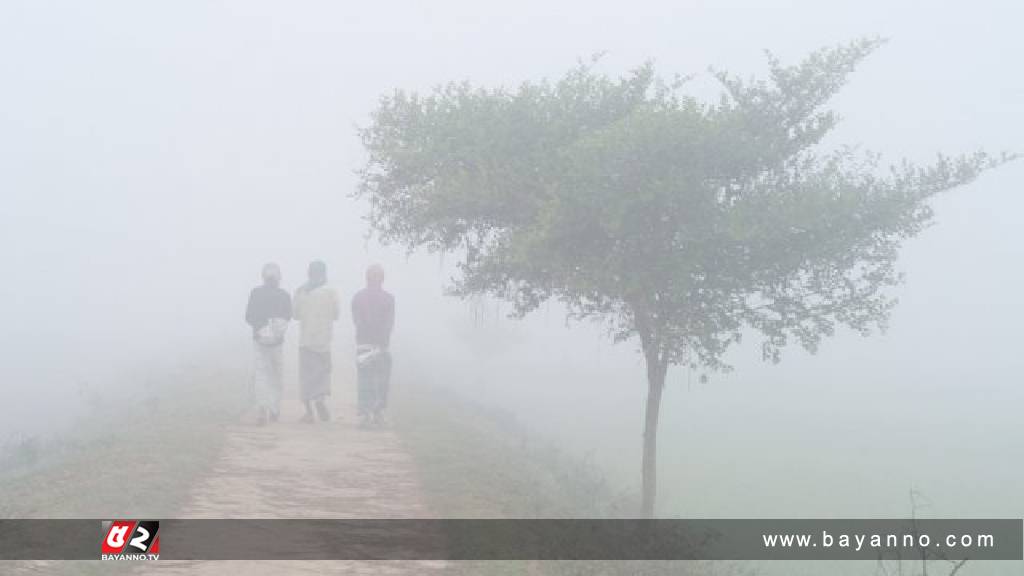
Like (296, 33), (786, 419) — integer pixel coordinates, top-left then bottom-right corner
(0, 357), (242, 519)
(2, 1), (1023, 575)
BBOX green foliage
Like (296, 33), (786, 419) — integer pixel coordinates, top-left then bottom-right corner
(358, 39), (1014, 373)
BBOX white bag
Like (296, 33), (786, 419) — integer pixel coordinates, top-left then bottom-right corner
(356, 344), (383, 366)
(256, 317), (288, 346)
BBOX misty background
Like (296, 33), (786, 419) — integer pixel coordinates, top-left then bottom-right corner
(1, 0), (1021, 546)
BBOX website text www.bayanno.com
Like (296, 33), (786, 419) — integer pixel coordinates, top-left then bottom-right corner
(747, 519), (1024, 560)
(763, 530), (995, 553)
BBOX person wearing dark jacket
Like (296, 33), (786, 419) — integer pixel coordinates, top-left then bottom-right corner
(351, 264), (395, 426)
(245, 263), (291, 425)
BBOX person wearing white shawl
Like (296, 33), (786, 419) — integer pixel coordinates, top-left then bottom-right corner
(293, 260), (340, 423)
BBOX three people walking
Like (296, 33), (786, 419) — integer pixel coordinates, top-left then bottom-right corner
(245, 261), (393, 427)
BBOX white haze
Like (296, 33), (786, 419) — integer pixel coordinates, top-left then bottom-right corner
(1, 2), (1022, 574)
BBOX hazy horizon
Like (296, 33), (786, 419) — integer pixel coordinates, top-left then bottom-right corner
(2, 2), (1022, 574)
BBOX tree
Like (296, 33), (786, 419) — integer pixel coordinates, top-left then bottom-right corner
(356, 39), (1015, 517)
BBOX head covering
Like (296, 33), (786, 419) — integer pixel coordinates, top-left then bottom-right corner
(261, 262), (281, 284)
(366, 263), (385, 287)
(305, 260), (327, 291)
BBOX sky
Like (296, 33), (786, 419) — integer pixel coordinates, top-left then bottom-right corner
(1, 4), (1022, 570)
(1, 1), (1020, 344)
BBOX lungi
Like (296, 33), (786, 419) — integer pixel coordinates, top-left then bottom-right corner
(252, 341), (284, 415)
(299, 347), (332, 402)
(357, 348), (392, 416)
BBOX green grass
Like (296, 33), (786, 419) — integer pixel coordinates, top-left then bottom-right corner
(1, 360), (244, 519)
(0, 359), (246, 574)
(391, 383), (740, 576)
(392, 382), (631, 519)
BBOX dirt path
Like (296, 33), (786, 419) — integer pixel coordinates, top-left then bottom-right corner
(147, 392), (447, 575)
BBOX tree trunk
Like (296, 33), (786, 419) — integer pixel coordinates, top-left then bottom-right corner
(640, 346), (667, 518)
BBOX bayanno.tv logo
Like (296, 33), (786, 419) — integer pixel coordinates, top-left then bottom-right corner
(101, 520), (160, 560)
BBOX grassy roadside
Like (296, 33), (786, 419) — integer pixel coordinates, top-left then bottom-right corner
(0, 357), (246, 574)
(0, 358), (245, 516)
(391, 383), (630, 519)
(0, 359), (244, 518)
(391, 383), (738, 576)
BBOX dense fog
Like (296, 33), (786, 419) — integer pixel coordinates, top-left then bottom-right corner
(1, 1), (1021, 575)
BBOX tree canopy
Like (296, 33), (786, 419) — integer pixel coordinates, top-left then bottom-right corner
(358, 38), (1010, 374)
